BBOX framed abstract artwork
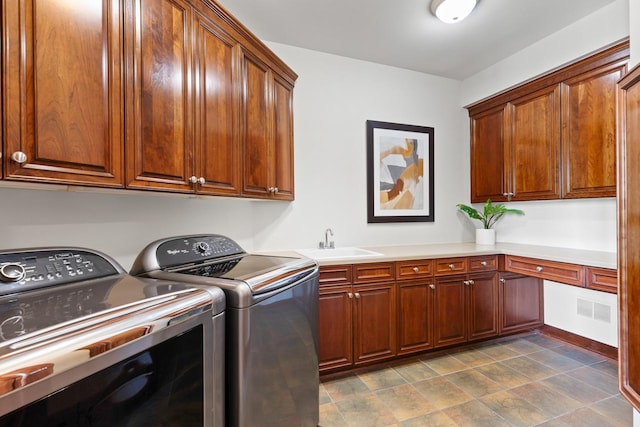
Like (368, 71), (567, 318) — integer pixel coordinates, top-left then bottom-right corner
(366, 120), (435, 223)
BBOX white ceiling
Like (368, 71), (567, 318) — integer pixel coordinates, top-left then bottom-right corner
(217, 0), (617, 80)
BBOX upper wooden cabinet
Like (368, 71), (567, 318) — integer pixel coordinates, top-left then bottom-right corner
(3, 0), (124, 187)
(125, 0), (242, 195)
(562, 62), (625, 198)
(2, 0), (296, 200)
(467, 40), (628, 203)
(240, 50), (295, 200)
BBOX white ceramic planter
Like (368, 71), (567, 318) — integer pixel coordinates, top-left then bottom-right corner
(476, 228), (496, 245)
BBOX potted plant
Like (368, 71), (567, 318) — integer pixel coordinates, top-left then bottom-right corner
(456, 199), (525, 245)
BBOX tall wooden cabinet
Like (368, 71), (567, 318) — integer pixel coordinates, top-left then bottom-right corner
(618, 63), (640, 412)
(3, 0), (124, 187)
(467, 40), (628, 202)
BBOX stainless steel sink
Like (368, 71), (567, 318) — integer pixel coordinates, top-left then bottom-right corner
(295, 247), (383, 260)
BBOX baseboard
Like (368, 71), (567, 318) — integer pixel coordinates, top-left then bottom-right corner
(539, 325), (618, 360)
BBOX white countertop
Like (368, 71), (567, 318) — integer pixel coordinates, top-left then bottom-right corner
(263, 242), (617, 270)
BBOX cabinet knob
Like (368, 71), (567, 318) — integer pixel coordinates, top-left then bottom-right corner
(468, 279), (474, 285)
(273, 187), (279, 194)
(198, 177), (205, 185)
(268, 186), (278, 194)
(11, 151), (27, 164)
(413, 267), (419, 273)
(463, 280), (469, 285)
(189, 176), (198, 184)
(348, 293), (353, 299)
(429, 284), (435, 290)
(449, 263), (455, 270)
(481, 261), (487, 267)
(499, 278), (506, 284)
(536, 266), (543, 272)
(355, 292), (360, 299)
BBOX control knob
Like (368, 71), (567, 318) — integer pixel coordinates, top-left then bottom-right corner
(195, 242), (210, 254)
(0, 263), (26, 282)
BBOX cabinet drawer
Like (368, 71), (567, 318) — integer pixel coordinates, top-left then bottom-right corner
(434, 257), (468, 276)
(353, 262), (395, 283)
(319, 265), (352, 287)
(396, 259), (434, 281)
(469, 255), (498, 272)
(504, 255), (585, 287)
(586, 267), (617, 294)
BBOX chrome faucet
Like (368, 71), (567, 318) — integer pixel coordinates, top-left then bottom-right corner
(319, 228), (334, 249)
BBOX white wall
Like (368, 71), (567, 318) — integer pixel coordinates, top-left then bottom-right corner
(460, 0), (628, 254)
(0, 45), (469, 269)
(459, 0), (629, 348)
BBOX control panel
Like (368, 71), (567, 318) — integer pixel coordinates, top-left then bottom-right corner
(156, 235), (245, 268)
(0, 250), (120, 296)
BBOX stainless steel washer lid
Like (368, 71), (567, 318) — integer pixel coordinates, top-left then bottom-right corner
(130, 235), (318, 306)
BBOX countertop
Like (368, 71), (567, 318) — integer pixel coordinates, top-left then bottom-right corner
(262, 242), (617, 270)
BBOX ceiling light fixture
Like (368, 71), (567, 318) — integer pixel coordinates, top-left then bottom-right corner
(430, 0), (477, 24)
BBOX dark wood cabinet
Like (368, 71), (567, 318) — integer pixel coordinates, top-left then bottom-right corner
(318, 264), (396, 374)
(353, 281), (396, 364)
(507, 86), (561, 200)
(433, 272), (498, 348)
(433, 274), (467, 348)
(467, 40), (628, 202)
(3, 0), (124, 187)
(617, 63), (640, 412)
(562, 62), (625, 198)
(470, 106), (507, 202)
(396, 259), (435, 355)
(3, 0), (295, 200)
(498, 272), (543, 334)
(126, 0), (242, 195)
(240, 50), (295, 200)
(318, 284), (353, 372)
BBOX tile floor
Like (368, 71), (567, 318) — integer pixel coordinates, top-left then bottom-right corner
(319, 333), (632, 426)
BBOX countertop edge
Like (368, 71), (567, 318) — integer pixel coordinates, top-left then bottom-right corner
(259, 242), (617, 270)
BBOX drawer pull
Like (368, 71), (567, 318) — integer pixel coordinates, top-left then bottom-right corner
(429, 284), (435, 290)
(481, 261), (487, 267)
(449, 264), (455, 270)
(413, 267), (419, 273)
(536, 266), (544, 272)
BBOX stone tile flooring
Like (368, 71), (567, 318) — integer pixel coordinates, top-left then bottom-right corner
(319, 333), (632, 426)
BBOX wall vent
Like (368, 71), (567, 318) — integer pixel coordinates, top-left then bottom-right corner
(576, 298), (612, 323)
(594, 302), (612, 323)
(577, 298), (593, 318)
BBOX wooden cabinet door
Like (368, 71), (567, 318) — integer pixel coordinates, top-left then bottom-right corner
(353, 282), (396, 365)
(126, 0), (194, 192)
(193, 11), (241, 196)
(3, 0), (124, 187)
(318, 285), (353, 373)
(433, 275), (467, 348)
(470, 105), (507, 203)
(499, 273), (543, 335)
(397, 280), (433, 355)
(507, 85), (561, 200)
(271, 75), (295, 200)
(562, 63), (625, 198)
(467, 272), (499, 341)
(618, 66), (640, 411)
(241, 49), (272, 198)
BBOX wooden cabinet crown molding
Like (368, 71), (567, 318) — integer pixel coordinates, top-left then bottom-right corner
(466, 39), (629, 116)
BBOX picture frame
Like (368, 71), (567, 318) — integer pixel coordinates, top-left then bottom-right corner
(366, 120), (434, 223)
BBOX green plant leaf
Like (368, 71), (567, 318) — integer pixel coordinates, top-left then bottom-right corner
(456, 199), (524, 229)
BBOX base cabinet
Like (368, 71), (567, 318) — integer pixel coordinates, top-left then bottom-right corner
(319, 258), (544, 376)
(434, 272), (498, 348)
(318, 265), (396, 374)
(499, 273), (544, 334)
